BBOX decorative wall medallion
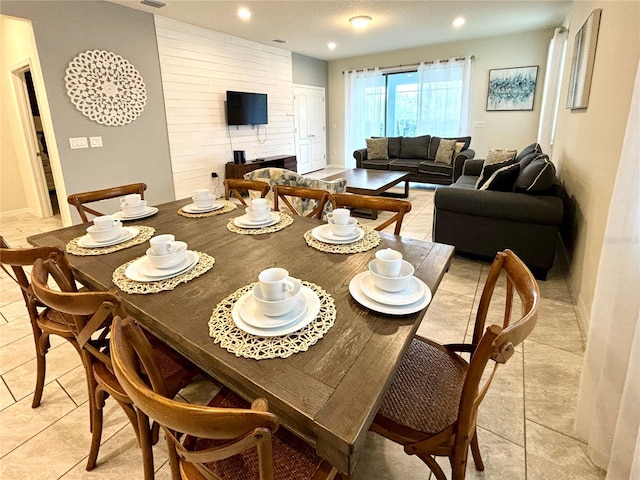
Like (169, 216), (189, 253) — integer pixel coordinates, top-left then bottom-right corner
(64, 50), (147, 126)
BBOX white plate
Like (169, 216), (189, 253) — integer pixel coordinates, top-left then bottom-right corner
(112, 206), (159, 221)
(349, 271), (432, 315)
(239, 294), (308, 329)
(359, 271), (426, 306)
(182, 202), (224, 213)
(232, 286), (320, 336)
(318, 224), (360, 240)
(77, 227), (139, 248)
(233, 213), (280, 229)
(125, 251), (199, 282)
(311, 225), (364, 245)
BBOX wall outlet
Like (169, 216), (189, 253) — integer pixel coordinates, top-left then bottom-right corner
(211, 172), (218, 178)
(69, 137), (88, 149)
(89, 136), (103, 148)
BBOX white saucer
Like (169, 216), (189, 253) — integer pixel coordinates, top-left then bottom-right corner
(234, 213), (280, 229)
(232, 286), (320, 336)
(239, 294), (307, 329)
(360, 271), (426, 306)
(125, 251), (199, 282)
(77, 227), (139, 248)
(349, 271), (432, 315)
(112, 206), (159, 221)
(183, 202), (224, 213)
(311, 225), (364, 245)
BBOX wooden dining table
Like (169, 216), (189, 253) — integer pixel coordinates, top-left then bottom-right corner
(28, 198), (454, 476)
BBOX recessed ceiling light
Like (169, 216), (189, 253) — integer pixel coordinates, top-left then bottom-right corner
(238, 7), (251, 20)
(453, 17), (466, 28)
(327, 42), (337, 50)
(349, 16), (372, 29)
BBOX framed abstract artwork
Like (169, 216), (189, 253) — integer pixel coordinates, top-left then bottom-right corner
(486, 66), (539, 111)
(567, 9), (602, 109)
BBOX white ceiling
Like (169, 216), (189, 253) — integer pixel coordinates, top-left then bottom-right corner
(109, 0), (571, 61)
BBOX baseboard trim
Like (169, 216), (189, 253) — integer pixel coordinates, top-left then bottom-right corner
(557, 238), (590, 340)
(0, 207), (31, 218)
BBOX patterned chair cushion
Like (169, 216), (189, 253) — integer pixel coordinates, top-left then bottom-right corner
(243, 168), (346, 218)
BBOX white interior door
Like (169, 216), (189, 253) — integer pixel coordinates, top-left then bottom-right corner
(294, 85), (326, 174)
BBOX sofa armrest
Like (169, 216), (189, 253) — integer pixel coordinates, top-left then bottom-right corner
(435, 187), (564, 225)
(462, 158), (485, 177)
(353, 149), (368, 168)
(452, 149), (475, 182)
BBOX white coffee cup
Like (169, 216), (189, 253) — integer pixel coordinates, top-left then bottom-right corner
(330, 217), (358, 237)
(93, 215), (121, 231)
(194, 189), (210, 199)
(193, 193), (215, 209)
(327, 208), (350, 225)
(120, 194), (142, 207)
(149, 234), (177, 256)
(375, 248), (403, 277)
(251, 198), (269, 211)
(258, 267), (295, 301)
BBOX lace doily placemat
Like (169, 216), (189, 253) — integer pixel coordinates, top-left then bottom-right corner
(112, 251), (215, 294)
(303, 225), (381, 254)
(226, 213), (294, 235)
(66, 226), (155, 256)
(208, 281), (335, 360)
(178, 200), (238, 218)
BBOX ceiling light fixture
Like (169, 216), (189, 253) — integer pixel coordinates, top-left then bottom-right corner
(238, 7), (251, 20)
(272, 39), (287, 44)
(327, 42), (337, 50)
(349, 16), (372, 29)
(452, 17), (466, 28)
(140, 0), (166, 8)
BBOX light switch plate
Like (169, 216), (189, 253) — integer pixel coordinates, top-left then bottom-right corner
(89, 136), (103, 148)
(69, 137), (88, 149)
(473, 121), (487, 128)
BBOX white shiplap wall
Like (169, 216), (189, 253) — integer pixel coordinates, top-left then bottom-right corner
(154, 17), (295, 199)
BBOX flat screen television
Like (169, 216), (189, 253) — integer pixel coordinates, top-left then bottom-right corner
(226, 90), (268, 125)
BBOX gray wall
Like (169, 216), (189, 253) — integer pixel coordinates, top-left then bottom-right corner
(2, 1), (174, 222)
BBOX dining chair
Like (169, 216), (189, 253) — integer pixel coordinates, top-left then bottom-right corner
(67, 182), (147, 222)
(111, 315), (339, 480)
(0, 237), (81, 409)
(329, 193), (412, 235)
(30, 257), (200, 479)
(370, 249), (539, 480)
(272, 185), (330, 219)
(223, 178), (270, 206)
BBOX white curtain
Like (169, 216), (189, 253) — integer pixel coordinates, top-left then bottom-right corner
(538, 27), (569, 154)
(416, 57), (472, 137)
(574, 59), (640, 479)
(344, 68), (384, 167)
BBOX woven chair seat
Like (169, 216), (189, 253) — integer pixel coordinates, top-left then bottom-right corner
(188, 389), (327, 480)
(377, 338), (468, 435)
(41, 308), (74, 327)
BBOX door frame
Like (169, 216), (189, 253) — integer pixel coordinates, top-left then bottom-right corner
(293, 84), (326, 174)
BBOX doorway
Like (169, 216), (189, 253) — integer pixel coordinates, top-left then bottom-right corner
(293, 85), (326, 175)
(22, 69), (58, 215)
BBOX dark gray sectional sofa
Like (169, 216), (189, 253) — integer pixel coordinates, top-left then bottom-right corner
(353, 135), (475, 185)
(433, 145), (565, 279)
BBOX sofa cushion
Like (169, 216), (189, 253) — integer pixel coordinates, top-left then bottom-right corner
(434, 139), (457, 165)
(387, 136), (402, 158)
(418, 160), (453, 176)
(475, 149), (517, 189)
(515, 142), (543, 163)
(479, 163), (521, 191)
(518, 152), (543, 170)
(362, 159), (392, 170)
(430, 136), (472, 159)
(366, 138), (389, 160)
(389, 159), (420, 173)
(400, 135), (430, 159)
(514, 156), (557, 193)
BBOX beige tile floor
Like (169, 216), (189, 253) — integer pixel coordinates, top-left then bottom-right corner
(0, 182), (605, 479)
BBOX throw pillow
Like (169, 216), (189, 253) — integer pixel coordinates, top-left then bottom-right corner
(485, 148), (517, 164)
(366, 137), (389, 160)
(513, 156), (557, 193)
(400, 135), (430, 159)
(515, 142), (543, 163)
(475, 149), (517, 188)
(479, 163), (521, 191)
(518, 152), (545, 170)
(434, 138), (457, 165)
(454, 141), (466, 156)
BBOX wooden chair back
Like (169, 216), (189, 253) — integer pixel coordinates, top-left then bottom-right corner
(67, 183), (147, 223)
(111, 316), (282, 480)
(329, 193), (412, 235)
(223, 179), (270, 206)
(272, 185), (330, 219)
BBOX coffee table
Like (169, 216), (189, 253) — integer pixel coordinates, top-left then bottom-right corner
(321, 168), (410, 198)
(322, 168), (410, 218)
